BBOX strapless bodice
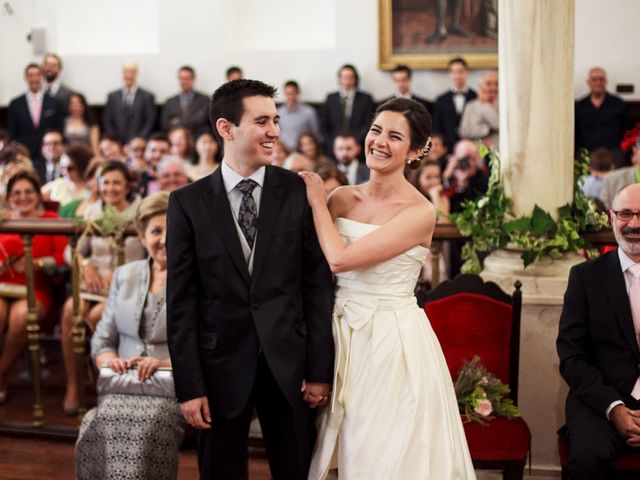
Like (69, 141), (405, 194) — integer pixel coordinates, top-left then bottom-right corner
(334, 217), (428, 297)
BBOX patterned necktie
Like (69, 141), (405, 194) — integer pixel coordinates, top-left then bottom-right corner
(236, 179), (259, 249)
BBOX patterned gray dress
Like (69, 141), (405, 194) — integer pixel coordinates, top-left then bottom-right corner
(75, 291), (185, 480)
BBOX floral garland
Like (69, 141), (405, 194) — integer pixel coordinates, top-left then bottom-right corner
(450, 145), (609, 274)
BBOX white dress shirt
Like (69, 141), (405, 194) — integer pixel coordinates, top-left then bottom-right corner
(122, 86), (138, 106)
(338, 160), (360, 186)
(26, 90), (43, 125)
(44, 79), (61, 96)
(452, 88), (468, 115)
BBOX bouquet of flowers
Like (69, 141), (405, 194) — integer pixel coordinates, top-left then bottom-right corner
(454, 356), (520, 426)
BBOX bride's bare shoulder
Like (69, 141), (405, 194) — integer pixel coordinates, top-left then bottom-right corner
(327, 185), (363, 218)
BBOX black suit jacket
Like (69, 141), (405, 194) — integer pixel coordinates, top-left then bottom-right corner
(160, 90), (210, 134)
(432, 89), (477, 150)
(167, 166), (334, 418)
(557, 250), (640, 425)
(103, 87), (156, 143)
(7, 93), (63, 163)
(322, 90), (375, 153)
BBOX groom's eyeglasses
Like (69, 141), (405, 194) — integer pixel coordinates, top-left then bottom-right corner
(612, 210), (640, 222)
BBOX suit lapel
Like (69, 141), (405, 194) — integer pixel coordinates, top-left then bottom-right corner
(19, 96), (36, 130)
(251, 166), (285, 287)
(603, 251), (638, 356)
(205, 169), (251, 286)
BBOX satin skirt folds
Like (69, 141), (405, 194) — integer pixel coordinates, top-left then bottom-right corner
(308, 288), (476, 480)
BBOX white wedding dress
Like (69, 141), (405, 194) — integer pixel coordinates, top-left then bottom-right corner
(308, 218), (476, 480)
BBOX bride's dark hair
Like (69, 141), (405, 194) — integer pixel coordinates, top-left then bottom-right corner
(373, 98), (432, 168)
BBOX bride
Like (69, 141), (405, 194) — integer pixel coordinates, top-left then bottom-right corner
(299, 98), (476, 479)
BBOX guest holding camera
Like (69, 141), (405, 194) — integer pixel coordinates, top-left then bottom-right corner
(442, 140), (488, 276)
(75, 192), (185, 480)
(442, 139), (488, 213)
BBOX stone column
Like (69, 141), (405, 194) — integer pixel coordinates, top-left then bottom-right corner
(499, 0), (575, 217)
(480, 0), (578, 473)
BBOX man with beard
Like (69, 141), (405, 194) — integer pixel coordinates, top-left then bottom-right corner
(42, 53), (75, 112)
(558, 183), (640, 479)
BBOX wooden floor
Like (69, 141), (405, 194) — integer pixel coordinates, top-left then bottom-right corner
(0, 345), (271, 479)
(0, 436), (271, 480)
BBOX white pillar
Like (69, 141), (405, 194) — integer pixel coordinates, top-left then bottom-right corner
(499, 0), (575, 217)
(481, 0), (578, 473)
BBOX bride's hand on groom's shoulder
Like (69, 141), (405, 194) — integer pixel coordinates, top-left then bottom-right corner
(298, 171), (327, 208)
(302, 380), (332, 408)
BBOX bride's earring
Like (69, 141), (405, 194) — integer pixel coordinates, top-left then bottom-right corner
(406, 156), (420, 169)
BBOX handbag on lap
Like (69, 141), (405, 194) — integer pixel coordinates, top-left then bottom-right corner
(96, 366), (175, 398)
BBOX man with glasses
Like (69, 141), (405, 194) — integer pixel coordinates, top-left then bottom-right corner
(40, 130), (65, 184)
(558, 183), (640, 479)
(575, 67), (628, 168)
(600, 135), (640, 208)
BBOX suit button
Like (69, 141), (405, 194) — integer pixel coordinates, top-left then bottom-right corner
(252, 303), (261, 309)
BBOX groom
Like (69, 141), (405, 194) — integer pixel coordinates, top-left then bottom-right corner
(167, 79), (334, 479)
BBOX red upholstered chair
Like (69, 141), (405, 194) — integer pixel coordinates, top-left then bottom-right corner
(558, 434), (640, 479)
(425, 274), (531, 480)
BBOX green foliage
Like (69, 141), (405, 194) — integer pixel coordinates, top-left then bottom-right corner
(454, 356), (520, 426)
(77, 205), (130, 247)
(449, 147), (512, 273)
(450, 146), (609, 273)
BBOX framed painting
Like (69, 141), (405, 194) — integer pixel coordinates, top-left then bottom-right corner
(379, 0), (498, 70)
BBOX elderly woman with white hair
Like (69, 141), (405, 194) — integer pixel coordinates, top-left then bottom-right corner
(75, 191), (185, 480)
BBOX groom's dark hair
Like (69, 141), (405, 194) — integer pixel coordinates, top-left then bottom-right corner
(209, 79), (277, 144)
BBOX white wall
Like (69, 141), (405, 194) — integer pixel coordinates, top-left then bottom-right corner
(0, 0), (637, 107)
(574, 0), (640, 100)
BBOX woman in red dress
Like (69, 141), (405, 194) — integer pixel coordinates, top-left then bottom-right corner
(0, 170), (67, 402)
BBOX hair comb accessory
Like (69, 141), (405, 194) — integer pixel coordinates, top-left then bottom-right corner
(421, 137), (432, 157)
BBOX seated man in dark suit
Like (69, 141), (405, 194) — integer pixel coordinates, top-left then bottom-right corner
(7, 63), (64, 163)
(432, 57), (477, 151)
(103, 62), (156, 143)
(557, 183), (640, 479)
(322, 64), (375, 158)
(160, 65), (210, 134)
(379, 64), (431, 114)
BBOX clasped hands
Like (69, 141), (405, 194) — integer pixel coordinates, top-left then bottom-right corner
(180, 380), (332, 430)
(610, 404), (640, 447)
(302, 380), (332, 408)
(105, 355), (162, 381)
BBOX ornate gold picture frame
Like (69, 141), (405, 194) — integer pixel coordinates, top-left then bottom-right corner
(379, 0), (498, 70)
